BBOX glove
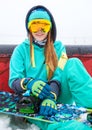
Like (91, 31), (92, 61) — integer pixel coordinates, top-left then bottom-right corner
(39, 98), (57, 116)
(21, 78), (51, 100)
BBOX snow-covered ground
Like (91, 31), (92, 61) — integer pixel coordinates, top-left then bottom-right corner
(0, 114), (40, 130)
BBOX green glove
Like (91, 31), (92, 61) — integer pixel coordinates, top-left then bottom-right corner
(21, 78), (51, 99)
(39, 98), (57, 116)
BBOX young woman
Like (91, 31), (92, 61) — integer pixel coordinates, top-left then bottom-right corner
(9, 5), (92, 130)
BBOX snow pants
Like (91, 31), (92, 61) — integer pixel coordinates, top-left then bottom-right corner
(57, 57), (92, 108)
(29, 58), (92, 130)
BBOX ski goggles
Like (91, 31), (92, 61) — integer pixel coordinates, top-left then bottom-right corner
(28, 19), (51, 33)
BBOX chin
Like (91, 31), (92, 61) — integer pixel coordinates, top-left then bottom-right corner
(36, 38), (45, 41)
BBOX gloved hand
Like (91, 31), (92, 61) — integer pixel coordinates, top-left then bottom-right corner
(39, 98), (57, 116)
(21, 78), (51, 100)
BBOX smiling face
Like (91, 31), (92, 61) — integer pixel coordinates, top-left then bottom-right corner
(32, 30), (48, 41)
(28, 19), (51, 41)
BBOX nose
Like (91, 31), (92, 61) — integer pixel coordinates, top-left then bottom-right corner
(37, 28), (43, 32)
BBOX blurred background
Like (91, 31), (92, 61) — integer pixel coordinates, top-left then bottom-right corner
(0, 0), (92, 45)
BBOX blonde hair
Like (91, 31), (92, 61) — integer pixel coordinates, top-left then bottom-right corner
(29, 31), (58, 80)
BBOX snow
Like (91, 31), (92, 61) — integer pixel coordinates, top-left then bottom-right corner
(0, 114), (40, 130)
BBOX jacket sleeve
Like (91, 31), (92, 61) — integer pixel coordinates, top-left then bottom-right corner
(11, 79), (24, 94)
(9, 44), (25, 89)
(48, 80), (61, 99)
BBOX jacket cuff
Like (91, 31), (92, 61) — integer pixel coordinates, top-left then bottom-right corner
(12, 79), (25, 94)
(48, 80), (61, 98)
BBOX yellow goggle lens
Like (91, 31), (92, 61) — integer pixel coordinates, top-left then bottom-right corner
(28, 19), (51, 33)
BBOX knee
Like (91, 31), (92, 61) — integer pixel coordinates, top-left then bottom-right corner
(65, 57), (83, 71)
(68, 57), (83, 65)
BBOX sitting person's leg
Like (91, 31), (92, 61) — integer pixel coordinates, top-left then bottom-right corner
(59, 58), (92, 108)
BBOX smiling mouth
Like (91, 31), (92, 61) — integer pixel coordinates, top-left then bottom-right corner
(36, 34), (44, 36)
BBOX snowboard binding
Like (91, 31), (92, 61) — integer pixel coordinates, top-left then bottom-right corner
(87, 113), (92, 124)
(16, 95), (41, 114)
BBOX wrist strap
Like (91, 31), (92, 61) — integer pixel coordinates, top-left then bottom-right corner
(21, 78), (33, 90)
(20, 78), (26, 90)
(50, 92), (57, 100)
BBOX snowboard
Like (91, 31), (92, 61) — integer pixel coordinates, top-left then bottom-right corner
(0, 91), (92, 127)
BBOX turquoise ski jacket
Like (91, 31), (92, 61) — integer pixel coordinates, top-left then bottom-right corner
(9, 38), (66, 90)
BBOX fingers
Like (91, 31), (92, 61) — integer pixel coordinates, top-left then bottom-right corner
(42, 84), (51, 92)
(39, 99), (57, 116)
(32, 83), (51, 99)
(39, 105), (57, 116)
(33, 90), (49, 99)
